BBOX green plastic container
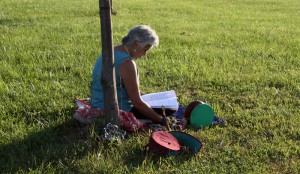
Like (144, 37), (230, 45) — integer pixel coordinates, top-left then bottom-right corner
(190, 103), (214, 129)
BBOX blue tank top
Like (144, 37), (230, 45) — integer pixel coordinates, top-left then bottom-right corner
(90, 50), (132, 111)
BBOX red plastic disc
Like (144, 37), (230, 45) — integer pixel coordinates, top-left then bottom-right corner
(151, 131), (180, 151)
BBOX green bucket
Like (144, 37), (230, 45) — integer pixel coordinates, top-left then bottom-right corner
(190, 103), (214, 129)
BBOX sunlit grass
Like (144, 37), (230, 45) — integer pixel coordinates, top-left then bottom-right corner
(0, 0), (299, 173)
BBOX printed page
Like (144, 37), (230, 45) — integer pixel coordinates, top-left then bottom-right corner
(145, 98), (179, 109)
(141, 90), (178, 109)
(141, 90), (176, 102)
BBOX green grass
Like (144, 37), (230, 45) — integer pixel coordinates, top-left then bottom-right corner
(1, 0), (299, 173)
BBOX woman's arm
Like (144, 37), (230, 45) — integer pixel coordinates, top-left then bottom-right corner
(119, 60), (163, 122)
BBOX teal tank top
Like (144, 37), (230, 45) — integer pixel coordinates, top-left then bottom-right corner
(90, 50), (132, 111)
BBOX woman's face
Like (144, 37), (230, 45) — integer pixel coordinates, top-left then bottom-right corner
(132, 44), (152, 59)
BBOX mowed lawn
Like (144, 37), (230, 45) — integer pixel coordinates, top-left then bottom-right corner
(0, 0), (299, 173)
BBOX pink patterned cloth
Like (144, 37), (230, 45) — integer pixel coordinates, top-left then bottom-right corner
(119, 110), (143, 132)
(74, 98), (104, 124)
(74, 98), (143, 131)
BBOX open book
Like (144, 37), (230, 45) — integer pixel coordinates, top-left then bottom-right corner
(141, 90), (179, 110)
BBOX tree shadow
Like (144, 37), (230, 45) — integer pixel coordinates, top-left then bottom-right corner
(1, 107), (201, 173)
(121, 133), (196, 171)
(122, 147), (196, 172)
(0, 107), (95, 173)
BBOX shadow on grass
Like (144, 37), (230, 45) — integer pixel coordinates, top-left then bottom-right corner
(120, 147), (195, 172)
(121, 136), (195, 171)
(1, 107), (202, 173)
(0, 107), (94, 173)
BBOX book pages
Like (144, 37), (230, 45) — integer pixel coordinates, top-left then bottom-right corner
(141, 90), (179, 110)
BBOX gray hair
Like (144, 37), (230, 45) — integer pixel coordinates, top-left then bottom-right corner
(121, 25), (159, 47)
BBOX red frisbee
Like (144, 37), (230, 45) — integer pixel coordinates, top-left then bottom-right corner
(147, 131), (180, 156)
(151, 131), (180, 151)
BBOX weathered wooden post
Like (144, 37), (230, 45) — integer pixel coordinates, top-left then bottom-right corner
(99, 0), (120, 126)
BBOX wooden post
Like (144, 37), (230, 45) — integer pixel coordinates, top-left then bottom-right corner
(99, 0), (120, 126)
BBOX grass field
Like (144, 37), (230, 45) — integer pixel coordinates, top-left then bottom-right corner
(0, 0), (299, 173)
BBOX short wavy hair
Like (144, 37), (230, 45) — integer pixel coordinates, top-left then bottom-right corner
(121, 25), (159, 48)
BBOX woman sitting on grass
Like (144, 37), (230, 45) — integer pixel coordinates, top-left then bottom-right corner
(90, 25), (171, 124)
